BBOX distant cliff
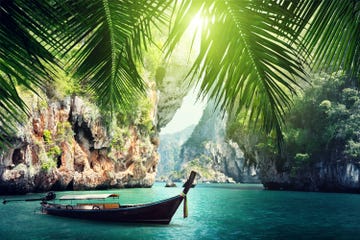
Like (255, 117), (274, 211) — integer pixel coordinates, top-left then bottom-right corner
(0, 95), (159, 194)
(176, 102), (259, 183)
(157, 125), (195, 179)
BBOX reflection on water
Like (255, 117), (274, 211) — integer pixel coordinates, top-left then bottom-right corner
(196, 183), (264, 190)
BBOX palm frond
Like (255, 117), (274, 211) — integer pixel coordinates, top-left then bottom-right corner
(302, 0), (360, 78)
(167, 0), (311, 139)
(55, 0), (171, 111)
(0, 74), (25, 148)
(0, 0), (61, 147)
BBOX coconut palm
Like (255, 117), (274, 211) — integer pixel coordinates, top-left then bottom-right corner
(0, 0), (359, 147)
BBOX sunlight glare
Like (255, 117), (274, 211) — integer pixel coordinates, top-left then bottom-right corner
(182, 12), (205, 61)
(186, 12), (206, 41)
(189, 13), (204, 31)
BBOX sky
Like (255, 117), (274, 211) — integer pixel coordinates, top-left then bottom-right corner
(160, 17), (205, 135)
(160, 88), (206, 135)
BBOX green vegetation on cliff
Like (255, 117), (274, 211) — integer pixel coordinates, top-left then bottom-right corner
(228, 72), (360, 174)
(284, 73), (360, 168)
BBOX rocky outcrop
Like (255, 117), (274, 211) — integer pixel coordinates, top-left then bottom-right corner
(178, 102), (259, 183)
(154, 37), (198, 130)
(155, 64), (192, 130)
(259, 158), (360, 193)
(0, 96), (159, 194)
(256, 74), (360, 193)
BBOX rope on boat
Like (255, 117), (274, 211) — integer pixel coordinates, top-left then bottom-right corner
(180, 193), (188, 218)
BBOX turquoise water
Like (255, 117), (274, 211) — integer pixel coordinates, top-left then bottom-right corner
(1, 183), (360, 240)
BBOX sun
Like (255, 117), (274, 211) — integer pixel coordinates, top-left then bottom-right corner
(186, 12), (205, 45)
(189, 13), (204, 31)
(173, 12), (206, 62)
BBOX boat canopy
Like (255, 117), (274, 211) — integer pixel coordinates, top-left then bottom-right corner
(59, 194), (119, 201)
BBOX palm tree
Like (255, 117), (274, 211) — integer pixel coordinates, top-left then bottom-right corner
(0, 0), (359, 147)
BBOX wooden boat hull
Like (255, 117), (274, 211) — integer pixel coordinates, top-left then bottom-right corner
(38, 171), (197, 224)
(41, 195), (184, 224)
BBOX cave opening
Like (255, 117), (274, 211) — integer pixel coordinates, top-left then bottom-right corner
(74, 163), (84, 173)
(56, 155), (62, 168)
(12, 148), (23, 165)
(50, 180), (62, 191)
(73, 120), (94, 146)
(66, 179), (74, 190)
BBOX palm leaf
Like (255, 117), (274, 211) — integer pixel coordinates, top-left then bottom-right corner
(0, 0), (61, 147)
(301, 0), (360, 78)
(54, 0), (171, 112)
(167, 0), (311, 139)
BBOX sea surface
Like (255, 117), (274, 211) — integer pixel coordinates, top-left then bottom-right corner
(1, 183), (360, 240)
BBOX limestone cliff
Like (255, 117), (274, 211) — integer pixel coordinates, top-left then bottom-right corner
(0, 96), (159, 194)
(155, 65), (192, 130)
(258, 150), (360, 193)
(256, 74), (360, 193)
(177, 102), (259, 183)
(157, 125), (195, 179)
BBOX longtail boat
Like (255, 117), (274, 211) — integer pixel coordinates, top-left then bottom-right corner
(3, 171), (197, 224)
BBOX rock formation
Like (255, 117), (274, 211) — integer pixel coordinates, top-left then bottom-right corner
(157, 125), (195, 179)
(0, 38), (199, 194)
(256, 75), (360, 193)
(0, 96), (159, 194)
(155, 64), (192, 130)
(259, 153), (360, 193)
(174, 102), (259, 183)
